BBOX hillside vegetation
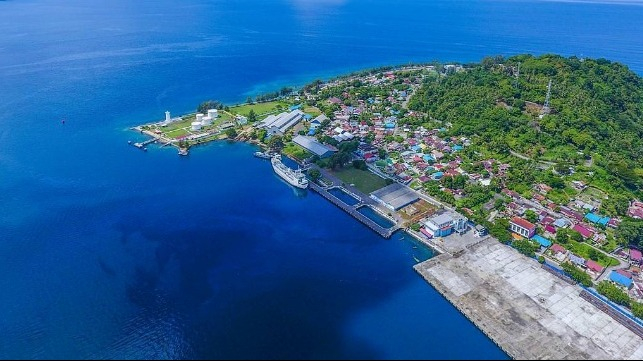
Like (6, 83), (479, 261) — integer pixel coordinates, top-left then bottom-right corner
(408, 54), (643, 196)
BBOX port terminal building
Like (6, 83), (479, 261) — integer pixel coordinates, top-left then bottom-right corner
(370, 183), (419, 211)
(258, 109), (305, 136)
(292, 135), (336, 158)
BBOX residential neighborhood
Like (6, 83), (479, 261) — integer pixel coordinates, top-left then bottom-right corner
(242, 65), (643, 308)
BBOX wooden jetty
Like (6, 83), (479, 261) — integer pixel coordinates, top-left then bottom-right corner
(309, 182), (400, 238)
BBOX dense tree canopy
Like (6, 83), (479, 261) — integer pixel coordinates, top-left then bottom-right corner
(408, 54), (643, 195)
(617, 218), (643, 248)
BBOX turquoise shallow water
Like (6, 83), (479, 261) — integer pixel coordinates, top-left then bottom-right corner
(0, 0), (642, 358)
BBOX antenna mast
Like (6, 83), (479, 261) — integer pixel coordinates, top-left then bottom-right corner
(540, 79), (552, 118)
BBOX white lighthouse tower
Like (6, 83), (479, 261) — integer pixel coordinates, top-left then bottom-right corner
(165, 111), (171, 123)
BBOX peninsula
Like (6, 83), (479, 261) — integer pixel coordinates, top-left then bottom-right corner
(133, 54), (643, 359)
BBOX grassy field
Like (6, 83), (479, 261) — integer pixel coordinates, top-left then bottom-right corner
(568, 240), (620, 267)
(164, 128), (190, 139)
(579, 186), (608, 201)
(599, 237), (619, 253)
(302, 105), (322, 117)
(229, 101), (288, 117)
(332, 167), (389, 194)
(282, 143), (311, 162)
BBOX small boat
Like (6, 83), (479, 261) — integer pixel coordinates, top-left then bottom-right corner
(413, 255), (420, 263)
(254, 151), (272, 159)
(128, 140), (132, 144)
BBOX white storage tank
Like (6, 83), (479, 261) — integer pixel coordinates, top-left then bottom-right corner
(165, 111), (171, 122)
(195, 113), (204, 123)
(207, 109), (218, 119)
(191, 121), (202, 131)
(202, 116), (212, 125)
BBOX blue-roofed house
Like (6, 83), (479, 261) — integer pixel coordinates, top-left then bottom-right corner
(289, 104), (302, 111)
(452, 145), (463, 151)
(585, 213), (601, 223)
(307, 128), (316, 136)
(432, 171), (444, 180)
(303, 113), (312, 121)
(532, 234), (552, 248)
(310, 114), (328, 129)
(585, 212), (611, 226)
(609, 270), (633, 289)
(411, 145), (421, 152)
(423, 154), (435, 163)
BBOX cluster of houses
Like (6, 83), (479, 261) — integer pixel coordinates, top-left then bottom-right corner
(296, 66), (642, 302)
(506, 214), (643, 301)
(499, 186), (620, 249)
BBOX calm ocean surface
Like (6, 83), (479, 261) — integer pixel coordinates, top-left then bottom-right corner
(1, 0), (642, 358)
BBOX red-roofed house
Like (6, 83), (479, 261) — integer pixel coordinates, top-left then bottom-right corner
(561, 208), (584, 222)
(535, 183), (552, 194)
(540, 216), (555, 225)
(616, 269), (633, 279)
(545, 225), (556, 234)
(607, 218), (621, 229)
(572, 224), (594, 239)
(585, 260), (604, 274)
(502, 188), (520, 200)
(328, 97), (342, 105)
(630, 249), (642, 265)
(551, 244), (566, 255)
(510, 216), (536, 238)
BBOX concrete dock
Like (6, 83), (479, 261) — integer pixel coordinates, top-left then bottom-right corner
(414, 238), (643, 360)
(309, 182), (400, 238)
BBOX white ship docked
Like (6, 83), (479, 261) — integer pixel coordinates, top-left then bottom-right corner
(271, 154), (309, 189)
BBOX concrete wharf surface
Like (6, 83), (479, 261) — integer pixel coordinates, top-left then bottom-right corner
(414, 238), (643, 360)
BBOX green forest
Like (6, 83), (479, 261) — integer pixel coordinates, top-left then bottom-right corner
(407, 54), (643, 198)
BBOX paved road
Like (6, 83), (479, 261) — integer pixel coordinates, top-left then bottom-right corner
(509, 150), (556, 170)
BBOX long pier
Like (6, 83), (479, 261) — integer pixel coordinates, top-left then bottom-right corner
(309, 182), (400, 238)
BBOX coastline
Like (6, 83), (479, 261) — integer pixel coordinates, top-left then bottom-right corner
(127, 61), (643, 360)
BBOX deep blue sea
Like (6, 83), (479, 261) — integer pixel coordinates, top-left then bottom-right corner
(1, 0), (642, 359)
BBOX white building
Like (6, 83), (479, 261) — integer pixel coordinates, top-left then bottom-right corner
(258, 109), (305, 135)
